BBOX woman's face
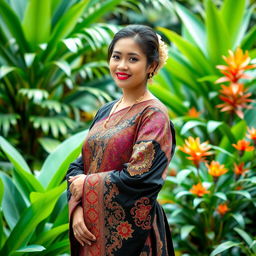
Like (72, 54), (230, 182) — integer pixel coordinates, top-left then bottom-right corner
(109, 37), (154, 90)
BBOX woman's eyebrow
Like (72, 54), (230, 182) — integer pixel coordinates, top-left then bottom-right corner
(113, 51), (140, 56)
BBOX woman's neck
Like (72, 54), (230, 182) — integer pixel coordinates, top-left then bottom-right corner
(121, 88), (152, 105)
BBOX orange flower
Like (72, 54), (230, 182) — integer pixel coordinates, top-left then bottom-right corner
(206, 161), (228, 177)
(234, 162), (249, 175)
(187, 107), (201, 118)
(190, 183), (210, 197)
(247, 127), (256, 141)
(216, 48), (256, 83)
(216, 83), (254, 119)
(232, 139), (254, 152)
(217, 203), (229, 216)
(179, 137), (213, 167)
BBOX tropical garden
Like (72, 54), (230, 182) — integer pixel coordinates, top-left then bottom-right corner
(0, 0), (255, 255)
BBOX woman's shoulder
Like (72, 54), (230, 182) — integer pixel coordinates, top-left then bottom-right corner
(141, 98), (169, 119)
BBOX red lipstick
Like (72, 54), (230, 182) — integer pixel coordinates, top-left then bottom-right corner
(116, 72), (131, 80)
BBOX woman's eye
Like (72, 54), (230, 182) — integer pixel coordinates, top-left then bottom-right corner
(112, 55), (120, 60)
(129, 57), (138, 62)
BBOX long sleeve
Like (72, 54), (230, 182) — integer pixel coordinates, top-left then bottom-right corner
(66, 156), (84, 201)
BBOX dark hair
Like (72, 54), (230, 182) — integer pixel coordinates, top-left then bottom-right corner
(108, 25), (159, 69)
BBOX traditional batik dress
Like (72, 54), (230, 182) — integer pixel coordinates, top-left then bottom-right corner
(66, 98), (176, 256)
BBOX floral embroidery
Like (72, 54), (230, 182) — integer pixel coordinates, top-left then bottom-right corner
(131, 197), (152, 230)
(117, 221), (134, 240)
(104, 175), (134, 255)
(127, 141), (155, 176)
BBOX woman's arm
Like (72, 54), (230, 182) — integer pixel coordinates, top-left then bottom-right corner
(66, 155), (84, 201)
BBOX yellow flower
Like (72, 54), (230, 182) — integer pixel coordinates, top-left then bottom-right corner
(216, 48), (256, 83)
(190, 183), (210, 197)
(179, 137), (213, 167)
(232, 139), (254, 152)
(206, 161), (228, 177)
(217, 203), (229, 216)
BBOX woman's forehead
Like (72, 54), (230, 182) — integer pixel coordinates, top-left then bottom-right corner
(113, 37), (144, 55)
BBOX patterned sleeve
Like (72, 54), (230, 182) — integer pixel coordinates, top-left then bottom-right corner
(78, 107), (176, 256)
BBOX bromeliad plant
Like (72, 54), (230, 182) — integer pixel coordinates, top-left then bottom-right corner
(0, 130), (87, 255)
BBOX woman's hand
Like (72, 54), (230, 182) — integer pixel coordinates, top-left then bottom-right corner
(72, 206), (96, 246)
(69, 174), (86, 201)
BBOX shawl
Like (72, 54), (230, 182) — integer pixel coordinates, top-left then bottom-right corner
(66, 98), (176, 256)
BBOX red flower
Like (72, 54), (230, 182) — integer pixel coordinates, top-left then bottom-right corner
(216, 83), (254, 119)
(232, 139), (254, 152)
(190, 183), (210, 197)
(216, 48), (256, 83)
(179, 137), (213, 168)
(217, 203), (229, 216)
(234, 162), (249, 175)
(116, 221), (134, 240)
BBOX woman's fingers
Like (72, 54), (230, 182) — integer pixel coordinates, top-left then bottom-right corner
(73, 224), (96, 246)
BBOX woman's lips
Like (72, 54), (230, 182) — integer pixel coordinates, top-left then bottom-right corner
(116, 72), (131, 80)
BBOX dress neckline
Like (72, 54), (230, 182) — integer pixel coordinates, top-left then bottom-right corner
(109, 98), (159, 116)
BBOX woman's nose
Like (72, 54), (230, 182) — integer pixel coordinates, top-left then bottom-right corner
(117, 59), (128, 70)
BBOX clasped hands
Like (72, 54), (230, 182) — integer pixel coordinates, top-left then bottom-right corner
(69, 174), (96, 246)
(69, 174), (86, 201)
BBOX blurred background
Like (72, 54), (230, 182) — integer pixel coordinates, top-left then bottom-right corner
(0, 0), (255, 255)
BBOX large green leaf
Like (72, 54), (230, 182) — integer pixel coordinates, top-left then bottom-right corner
(221, 0), (246, 46)
(210, 241), (241, 256)
(22, 0), (51, 49)
(0, 1), (29, 53)
(43, 0), (89, 61)
(0, 178), (4, 246)
(0, 136), (44, 193)
(38, 130), (88, 189)
(33, 224), (69, 246)
(74, 0), (123, 31)
(158, 27), (212, 75)
(0, 172), (27, 229)
(174, 2), (207, 55)
(205, 0), (231, 65)
(0, 183), (65, 254)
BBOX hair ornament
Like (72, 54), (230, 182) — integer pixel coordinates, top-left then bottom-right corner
(155, 34), (168, 74)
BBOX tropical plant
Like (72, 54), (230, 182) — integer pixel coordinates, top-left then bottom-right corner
(0, 130), (87, 255)
(149, 0), (256, 255)
(0, 0), (140, 161)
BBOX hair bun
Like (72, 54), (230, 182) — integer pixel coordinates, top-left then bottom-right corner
(155, 34), (168, 74)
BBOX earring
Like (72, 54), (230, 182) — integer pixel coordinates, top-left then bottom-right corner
(148, 72), (154, 83)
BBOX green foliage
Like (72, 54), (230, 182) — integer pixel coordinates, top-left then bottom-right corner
(0, 130), (87, 255)
(0, 0), (132, 160)
(153, 0), (256, 255)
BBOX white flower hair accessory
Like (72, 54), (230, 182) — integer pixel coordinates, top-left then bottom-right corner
(155, 34), (168, 74)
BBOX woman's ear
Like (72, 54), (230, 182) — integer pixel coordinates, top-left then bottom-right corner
(147, 61), (158, 74)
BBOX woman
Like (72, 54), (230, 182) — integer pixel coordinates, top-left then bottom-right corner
(66, 24), (176, 256)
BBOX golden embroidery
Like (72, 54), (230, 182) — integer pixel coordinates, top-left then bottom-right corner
(127, 141), (155, 176)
